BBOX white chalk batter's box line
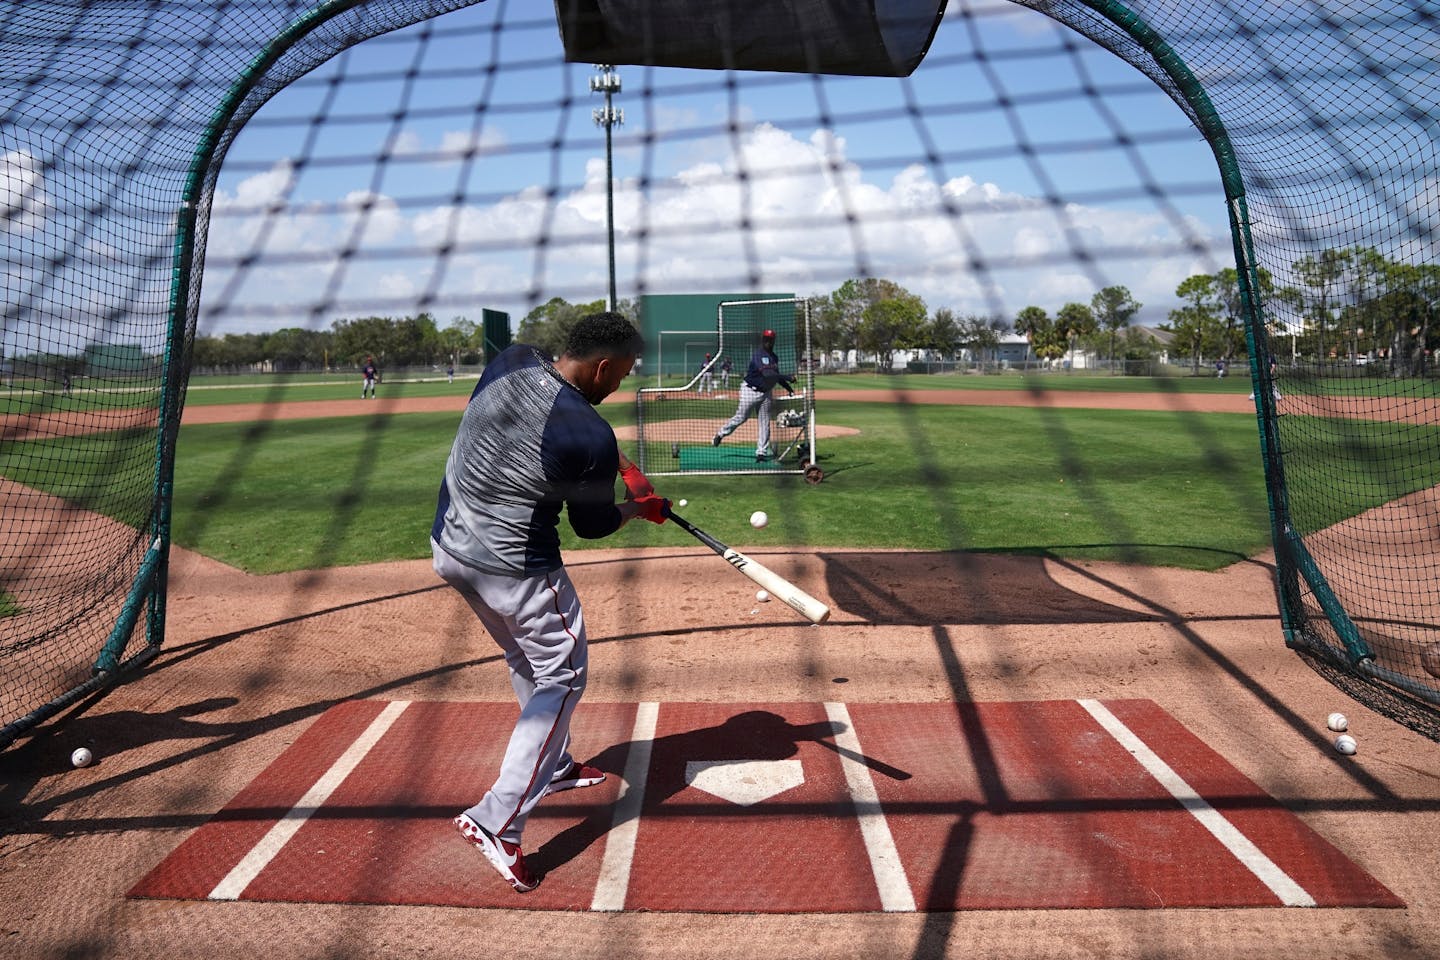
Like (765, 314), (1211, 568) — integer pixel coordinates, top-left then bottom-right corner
(205, 699), (1319, 910)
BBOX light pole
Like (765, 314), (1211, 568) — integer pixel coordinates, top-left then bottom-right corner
(590, 64), (623, 312)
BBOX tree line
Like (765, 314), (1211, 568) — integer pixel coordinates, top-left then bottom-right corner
(191, 311), (502, 372)
(807, 246), (1440, 375)
(187, 299), (641, 373)
(1245, 248), (1439, 376)
(178, 245), (1439, 376)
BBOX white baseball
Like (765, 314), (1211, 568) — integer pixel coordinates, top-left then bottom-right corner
(678, 499), (688, 507)
(1333, 734), (1357, 755)
(749, 510), (768, 529)
(1326, 712), (1348, 732)
(756, 590), (770, 602)
(71, 747), (93, 768)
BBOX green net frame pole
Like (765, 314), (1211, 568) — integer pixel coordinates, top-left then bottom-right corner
(1080, 0), (1371, 666)
(0, 2), (381, 753)
(119, 0), (378, 666)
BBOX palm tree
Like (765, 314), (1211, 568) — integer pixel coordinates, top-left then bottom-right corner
(1014, 305), (1048, 370)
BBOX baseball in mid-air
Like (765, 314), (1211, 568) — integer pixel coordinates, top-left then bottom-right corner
(678, 499), (688, 507)
(70, 747), (93, 768)
(756, 589), (770, 602)
(1333, 734), (1357, 755)
(1326, 712), (1348, 732)
(749, 510), (768, 529)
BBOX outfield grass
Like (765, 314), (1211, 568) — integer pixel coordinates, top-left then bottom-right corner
(8, 392), (1438, 577)
(151, 402), (1279, 574)
(810, 371), (1260, 394)
(0, 372), (481, 413)
(177, 370), (1254, 405)
(8, 367), (1432, 415)
(180, 374), (479, 406)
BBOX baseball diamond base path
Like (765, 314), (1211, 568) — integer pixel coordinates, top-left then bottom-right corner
(6, 388), (1440, 960)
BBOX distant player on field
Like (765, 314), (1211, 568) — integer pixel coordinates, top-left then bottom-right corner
(712, 328), (794, 461)
(361, 356), (379, 399)
(432, 310), (668, 893)
(697, 352), (714, 394)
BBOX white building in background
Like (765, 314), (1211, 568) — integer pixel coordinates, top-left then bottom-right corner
(812, 328), (1196, 372)
(817, 332), (1036, 372)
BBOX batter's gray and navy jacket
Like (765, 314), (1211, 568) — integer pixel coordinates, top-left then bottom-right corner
(431, 344), (622, 577)
(743, 346), (794, 393)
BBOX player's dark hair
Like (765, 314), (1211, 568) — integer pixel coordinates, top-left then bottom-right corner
(564, 311), (643, 360)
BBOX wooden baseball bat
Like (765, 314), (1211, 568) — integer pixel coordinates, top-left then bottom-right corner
(664, 507), (831, 624)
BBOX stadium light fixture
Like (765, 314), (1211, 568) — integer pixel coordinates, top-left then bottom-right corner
(589, 65), (623, 312)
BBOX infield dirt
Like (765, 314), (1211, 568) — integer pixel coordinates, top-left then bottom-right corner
(4, 389), (1439, 960)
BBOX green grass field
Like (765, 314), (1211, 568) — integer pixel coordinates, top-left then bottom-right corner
(150, 401), (1278, 574)
(8, 377), (1440, 579)
(6, 367), (1437, 415)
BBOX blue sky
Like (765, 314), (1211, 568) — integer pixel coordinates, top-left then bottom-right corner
(195, 0), (1235, 335)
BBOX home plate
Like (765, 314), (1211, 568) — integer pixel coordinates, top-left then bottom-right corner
(685, 759), (804, 805)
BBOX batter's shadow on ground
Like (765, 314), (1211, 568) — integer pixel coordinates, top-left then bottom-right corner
(530, 708), (909, 878)
(818, 549), (1187, 626)
(0, 696), (248, 813)
(5, 591), (506, 823)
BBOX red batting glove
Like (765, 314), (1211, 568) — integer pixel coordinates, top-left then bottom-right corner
(620, 463), (655, 498)
(632, 494), (670, 525)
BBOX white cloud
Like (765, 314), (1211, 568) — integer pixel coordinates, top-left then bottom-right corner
(195, 122), (1225, 333)
(337, 189), (404, 245)
(440, 127), (509, 156)
(391, 130), (424, 156)
(393, 126), (511, 163)
(1, 149), (48, 235)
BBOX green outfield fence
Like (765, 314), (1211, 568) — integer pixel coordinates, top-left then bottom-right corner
(3, 0), (1440, 747)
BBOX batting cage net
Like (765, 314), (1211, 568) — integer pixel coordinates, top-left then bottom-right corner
(636, 298), (820, 481)
(2, 0), (1440, 745)
(0, 0), (480, 748)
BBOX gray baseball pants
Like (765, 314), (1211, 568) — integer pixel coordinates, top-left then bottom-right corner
(431, 539), (586, 845)
(717, 383), (772, 455)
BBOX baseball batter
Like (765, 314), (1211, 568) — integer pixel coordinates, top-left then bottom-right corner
(431, 311), (668, 892)
(712, 328), (795, 461)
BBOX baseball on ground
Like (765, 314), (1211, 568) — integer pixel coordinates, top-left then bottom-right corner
(749, 510), (768, 529)
(1333, 734), (1357, 755)
(71, 747), (93, 768)
(756, 590), (770, 602)
(1326, 712), (1348, 732)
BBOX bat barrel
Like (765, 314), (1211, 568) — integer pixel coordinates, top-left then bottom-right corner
(664, 507), (830, 624)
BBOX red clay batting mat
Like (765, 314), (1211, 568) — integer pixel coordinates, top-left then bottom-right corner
(128, 699), (1401, 912)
